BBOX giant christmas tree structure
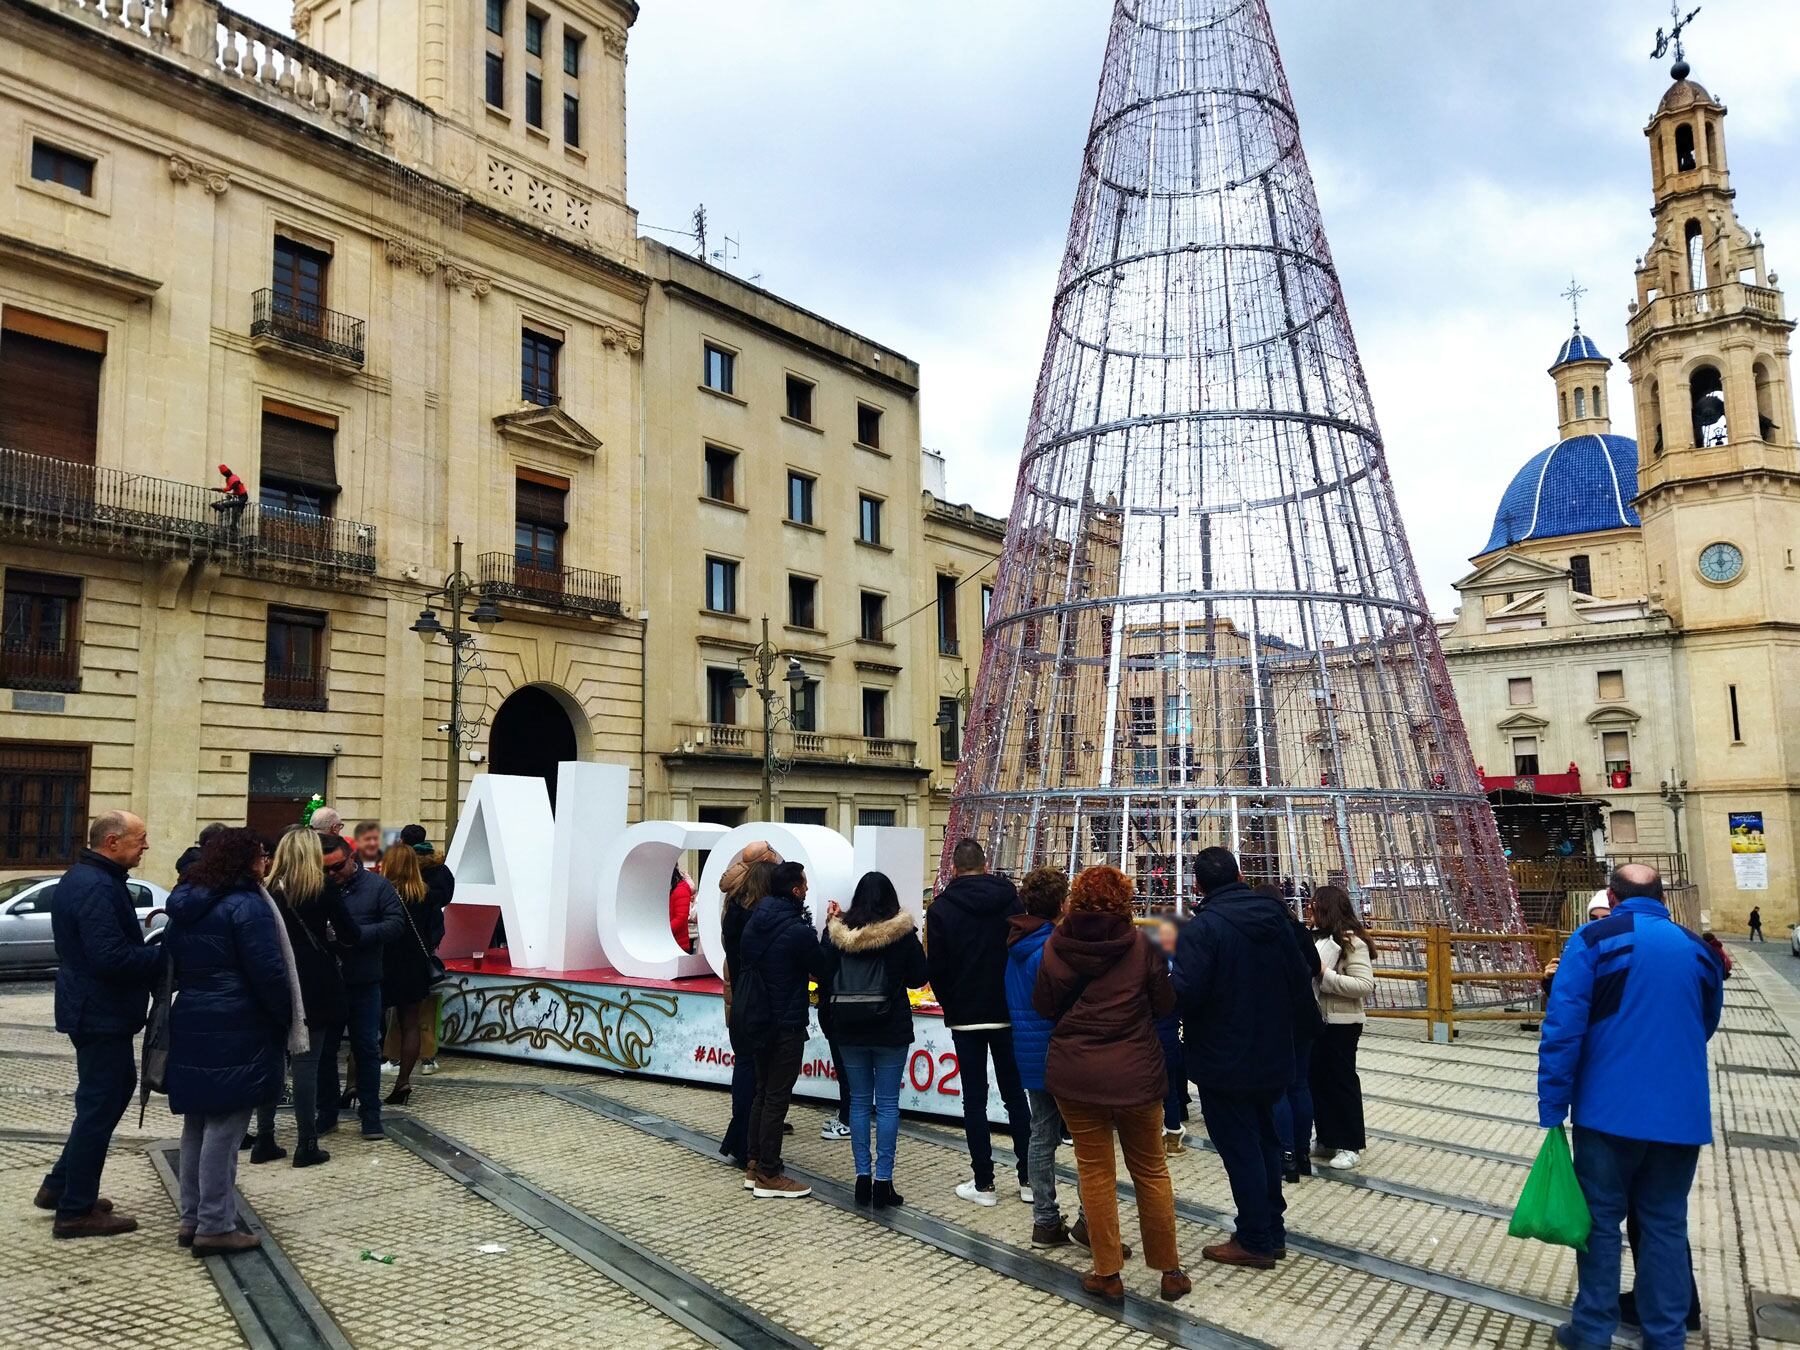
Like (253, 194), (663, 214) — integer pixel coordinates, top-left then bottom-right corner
(945, 0), (1522, 937)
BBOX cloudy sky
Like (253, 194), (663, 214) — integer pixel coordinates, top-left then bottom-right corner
(241, 0), (1800, 610)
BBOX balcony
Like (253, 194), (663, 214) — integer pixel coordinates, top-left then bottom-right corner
(1478, 763), (1583, 795)
(0, 445), (376, 579)
(250, 289), (366, 371)
(667, 724), (920, 768)
(477, 553), (624, 618)
(0, 641), (80, 693)
(1626, 280), (1785, 348)
(263, 659), (328, 712)
(673, 721), (752, 755)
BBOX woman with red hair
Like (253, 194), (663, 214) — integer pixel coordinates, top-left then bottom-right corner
(1034, 865), (1189, 1304)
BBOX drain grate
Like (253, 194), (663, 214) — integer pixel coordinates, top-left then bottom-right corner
(1753, 1291), (1800, 1343)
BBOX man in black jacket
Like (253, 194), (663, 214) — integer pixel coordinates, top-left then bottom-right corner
(36, 810), (162, 1238)
(926, 838), (1031, 1206)
(1174, 847), (1313, 1268)
(314, 837), (405, 1139)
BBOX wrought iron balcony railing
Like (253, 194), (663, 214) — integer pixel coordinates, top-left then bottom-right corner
(0, 445), (376, 578)
(263, 659), (328, 711)
(0, 641), (80, 693)
(477, 552), (624, 617)
(250, 289), (366, 367)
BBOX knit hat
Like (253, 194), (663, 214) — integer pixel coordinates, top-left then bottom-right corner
(400, 823), (434, 856)
(719, 841), (782, 897)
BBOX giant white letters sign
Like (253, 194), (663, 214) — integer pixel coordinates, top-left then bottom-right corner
(445, 767), (926, 978)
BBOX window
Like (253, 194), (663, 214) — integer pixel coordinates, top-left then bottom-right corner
(525, 74), (543, 128)
(521, 327), (560, 405)
(704, 557), (738, 614)
(259, 406), (338, 517)
(784, 807), (828, 826)
(786, 472), (815, 525)
(272, 235), (329, 327)
(860, 591), (886, 642)
(1573, 388), (1586, 419)
(856, 403), (882, 448)
(1568, 554), (1592, 595)
(1128, 696), (1156, 739)
(30, 141), (95, 196)
(1507, 677), (1534, 707)
(1755, 361), (1780, 440)
(264, 607), (327, 711)
(1685, 218), (1707, 291)
(703, 343), (735, 395)
(1609, 810), (1639, 845)
(1729, 684), (1742, 742)
(1691, 363), (1727, 446)
(1601, 730), (1630, 774)
(938, 697), (961, 762)
(486, 0), (505, 33)
(858, 809), (896, 828)
(788, 575), (818, 629)
(0, 571), (80, 692)
(981, 584), (994, 625)
(563, 31), (582, 75)
(1675, 123), (1696, 173)
(0, 311), (105, 467)
(791, 679), (819, 733)
(0, 742), (90, 868)
(857, 495), (883, 545)
(485, 51), (505, 108)
(1511, 736), (1540, 776)
(861, 688), (888, 739)
(1596, 669), (1624, 701)
(705, 668), (738, 725)
(936, 575), (959, 654)
(515, 474), (567, 577)
(702, 445), (736, 503)
(524, 9), (544, 54)
(1592, 385), (1602, 418)
(785, 375), (815, 424)
(563, 94), (581, 146)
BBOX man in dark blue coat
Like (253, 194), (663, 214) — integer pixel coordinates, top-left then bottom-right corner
(1173, 847), (1313, 1268)
(315, 837), (405, 1138)
(36, 810), (162, 1238)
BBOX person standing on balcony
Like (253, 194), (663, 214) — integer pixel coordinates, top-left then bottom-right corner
(35, 811), (162, 1239)
(1307, 885), (1376, 1173)
(1538, 863), (1724, 1350)
(927, 838), (1032, 1208)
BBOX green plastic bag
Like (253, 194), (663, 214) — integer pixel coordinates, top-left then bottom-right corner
(1508, 1126), (1591, 1251)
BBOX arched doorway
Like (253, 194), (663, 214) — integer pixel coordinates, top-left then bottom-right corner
(488, 685), (580, 804)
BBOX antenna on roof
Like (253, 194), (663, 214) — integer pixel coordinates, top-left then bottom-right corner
(691, 203), (708, 260)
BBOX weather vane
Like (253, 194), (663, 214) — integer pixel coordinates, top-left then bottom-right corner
(1652, 3), (1701, 75)
(1561, 277), (1589, 333)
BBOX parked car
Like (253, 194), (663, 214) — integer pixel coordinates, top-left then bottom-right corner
(0, 875), (170, 972)
(1789, 922), (1799, 959)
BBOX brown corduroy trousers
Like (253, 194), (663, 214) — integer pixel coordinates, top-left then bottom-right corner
(1058, 1096), (1181, 1277)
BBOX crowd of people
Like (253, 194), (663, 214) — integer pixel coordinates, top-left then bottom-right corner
(35, 806), (454, 1252)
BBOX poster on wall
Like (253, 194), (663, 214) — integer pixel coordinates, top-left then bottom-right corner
(1730, 811), (1768, 891)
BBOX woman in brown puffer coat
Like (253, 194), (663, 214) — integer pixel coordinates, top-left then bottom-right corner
(1034, 865), (1189, 1306)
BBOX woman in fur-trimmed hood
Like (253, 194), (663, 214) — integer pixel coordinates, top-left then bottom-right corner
(820, 873), (929, 1207)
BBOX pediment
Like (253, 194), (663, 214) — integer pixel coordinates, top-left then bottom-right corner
(493, 404), (601, 458)
(1453, 551), (1572, 594)
(1586, 705), (1642, 726)
(1496, 711), (1550, 733)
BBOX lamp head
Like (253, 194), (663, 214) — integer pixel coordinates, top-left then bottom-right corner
(410, 608), (443, 642)
(469, 596), (503, 628)
(729, 669), (752, 694)
(784, 658), (807, 693)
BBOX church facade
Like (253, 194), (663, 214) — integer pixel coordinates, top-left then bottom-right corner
(1442, 58), (1798, 934)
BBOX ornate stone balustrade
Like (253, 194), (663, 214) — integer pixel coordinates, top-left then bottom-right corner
(60, 0), (174, 40)
(201, 4), (388, 137)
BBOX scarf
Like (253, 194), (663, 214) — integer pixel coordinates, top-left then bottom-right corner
(258, 883), (311, 1056)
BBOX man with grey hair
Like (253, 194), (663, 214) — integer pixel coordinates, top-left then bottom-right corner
(35, 810), (162, 1238)
(310, 806), (344, 839)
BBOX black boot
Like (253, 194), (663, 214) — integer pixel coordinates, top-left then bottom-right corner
(1282, 1151), (1300, 1184)
(292, 1141), (330, 1168)
(855, 1175), (872, 1206)
(249, 1134), (287, 1164)
(872, 1179), (903, 1209)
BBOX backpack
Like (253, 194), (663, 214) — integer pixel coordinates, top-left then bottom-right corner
(829, 949), (892, 1028)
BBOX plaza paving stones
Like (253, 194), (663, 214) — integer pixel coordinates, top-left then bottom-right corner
(5, 958), (1800, 1347)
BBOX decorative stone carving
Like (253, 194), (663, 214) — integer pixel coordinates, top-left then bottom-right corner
(600, 27), (627, 58)
(443, 263), (493, 298)
(167, 154), (229, 194)
(384, 237), (441, 274)
(599, 325), (642, 353)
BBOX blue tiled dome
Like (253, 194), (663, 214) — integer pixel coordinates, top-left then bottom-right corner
(1551, 331), (1606, 369)
(1482, 433), (1641, 554)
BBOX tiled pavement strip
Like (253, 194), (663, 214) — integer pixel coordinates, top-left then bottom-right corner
(2, 951), (1797, 1348)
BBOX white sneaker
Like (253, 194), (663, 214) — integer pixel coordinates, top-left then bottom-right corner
(1325, 1149), (1360, 1170)
(1019, 1184), (1034, 1204)
(379, 1060), (399, 1076)
(418, 1059), (439, 1076)
(955, 1179), (999, 1207)
(820, 1118), (851, 1141)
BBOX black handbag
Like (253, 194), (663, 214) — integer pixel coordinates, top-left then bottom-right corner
(403, 901), (448, 983)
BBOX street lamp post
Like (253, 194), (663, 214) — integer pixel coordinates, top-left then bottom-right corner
(412, 538), (503, 839)
(1659, 770), (1689, 876)
(730, 615), (807, 820)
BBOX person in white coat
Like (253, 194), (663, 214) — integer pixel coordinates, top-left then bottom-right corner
(1306, 885), (1376, 1170)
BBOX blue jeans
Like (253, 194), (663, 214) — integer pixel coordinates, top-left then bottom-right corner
(44, 1033), (137, 1218)
(315, 981), (384, 1132)
(840, 1044), (906, 1181)
(1274, 1038), (1314, 1160)
(1568, 1127), (1701, 1350)
(1198, 1089), (1286, 1255)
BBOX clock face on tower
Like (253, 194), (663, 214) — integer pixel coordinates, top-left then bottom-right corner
(1698, 541), (1745, 584)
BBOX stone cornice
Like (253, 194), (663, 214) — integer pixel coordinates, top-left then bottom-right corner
(0, 229), (161, 302)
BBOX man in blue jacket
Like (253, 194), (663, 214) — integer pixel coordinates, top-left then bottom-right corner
(1173, 847), (1313, 1269)
(36, 810), (162, 1238)
(1538, 863), (1724, 1350)
(315, 837), (405, 1139)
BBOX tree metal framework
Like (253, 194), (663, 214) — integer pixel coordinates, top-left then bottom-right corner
(944, 0), (1522, 943)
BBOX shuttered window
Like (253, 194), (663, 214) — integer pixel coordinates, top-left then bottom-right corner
(0, 315), (104, 465)
(0, 741), (90, 868)
(515, 476), (566, 573)
(260, 408), (338, 514)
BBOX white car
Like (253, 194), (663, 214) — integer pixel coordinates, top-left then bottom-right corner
(0, 874), (170, 972)
(1790, 922), (1800, 958)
